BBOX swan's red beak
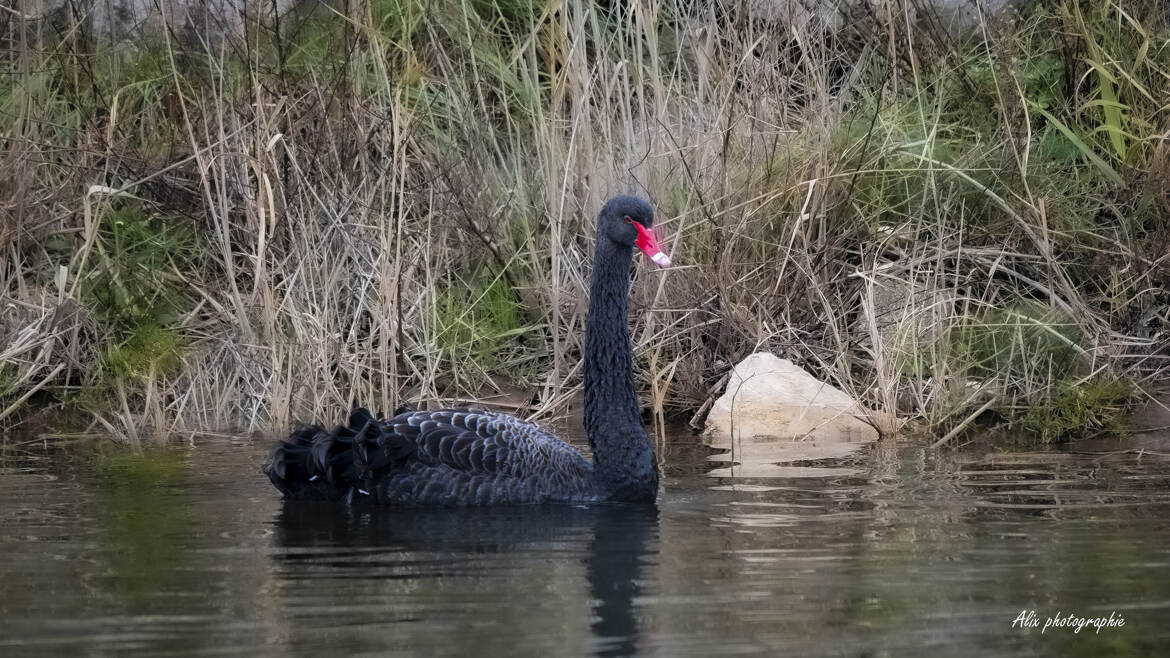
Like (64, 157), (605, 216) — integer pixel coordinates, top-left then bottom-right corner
(632, 222), (671, 267)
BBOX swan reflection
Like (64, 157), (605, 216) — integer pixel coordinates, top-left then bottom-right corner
(271, 503), (658, 656)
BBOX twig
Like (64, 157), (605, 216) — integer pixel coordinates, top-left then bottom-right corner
(932, 395), (1000, 449)
(0, 364), (66, 423)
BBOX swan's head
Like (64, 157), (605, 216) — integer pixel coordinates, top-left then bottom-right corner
(600, 195), (671, 267)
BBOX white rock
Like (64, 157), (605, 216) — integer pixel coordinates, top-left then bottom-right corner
(704, 353), (879, 446)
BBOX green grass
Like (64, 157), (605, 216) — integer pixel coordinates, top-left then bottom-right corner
(950, 302), (1084, 385)
(431, 270), (538, 387)
(1019, 376), (1134, 443)
(104, 324), (185, 382)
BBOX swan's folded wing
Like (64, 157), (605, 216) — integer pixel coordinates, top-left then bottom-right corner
(382, 409), (592, 485)
(266, 407), (595, 505)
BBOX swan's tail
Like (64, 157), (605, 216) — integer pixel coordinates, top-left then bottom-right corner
(263, 408), (418, 501)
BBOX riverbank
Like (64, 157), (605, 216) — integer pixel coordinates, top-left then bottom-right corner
(2, 0), (1168, 442)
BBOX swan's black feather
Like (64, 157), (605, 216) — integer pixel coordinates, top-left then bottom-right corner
(264, 407), (595, 506)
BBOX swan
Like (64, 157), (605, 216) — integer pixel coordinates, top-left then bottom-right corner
(264, 196), (670, 505)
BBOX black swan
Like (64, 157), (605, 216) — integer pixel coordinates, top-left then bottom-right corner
(264, 196), (670, 505)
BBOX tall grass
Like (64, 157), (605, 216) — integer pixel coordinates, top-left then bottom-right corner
(1, 0), (1168, 444)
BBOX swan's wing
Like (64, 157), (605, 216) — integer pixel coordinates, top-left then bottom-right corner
(378, 408), (591, 481)
(265, 407), (594, 505)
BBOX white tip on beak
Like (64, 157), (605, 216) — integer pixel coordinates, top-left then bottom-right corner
(650, 252), (672, 267)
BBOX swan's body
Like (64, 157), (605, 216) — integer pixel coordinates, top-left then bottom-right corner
(264, 196), (668, 505)
(267, 407), (596, 504)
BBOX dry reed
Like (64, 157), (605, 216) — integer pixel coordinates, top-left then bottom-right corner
(1, 0), (1167, 444)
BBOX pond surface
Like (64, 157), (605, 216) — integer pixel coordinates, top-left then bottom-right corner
(2, 429), (1169, 657)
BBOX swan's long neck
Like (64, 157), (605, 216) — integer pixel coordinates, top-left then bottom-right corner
(584, 238), (658, 501)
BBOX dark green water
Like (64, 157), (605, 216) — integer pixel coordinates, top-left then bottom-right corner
(1, 432), (1168, 657)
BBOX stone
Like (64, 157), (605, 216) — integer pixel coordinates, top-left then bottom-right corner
(703, 352), (879, 446)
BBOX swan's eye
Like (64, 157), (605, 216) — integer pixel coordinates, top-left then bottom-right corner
(623, 216), (634, 224)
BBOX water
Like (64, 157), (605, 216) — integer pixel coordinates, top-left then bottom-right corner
(2, 431), (1169, 657)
